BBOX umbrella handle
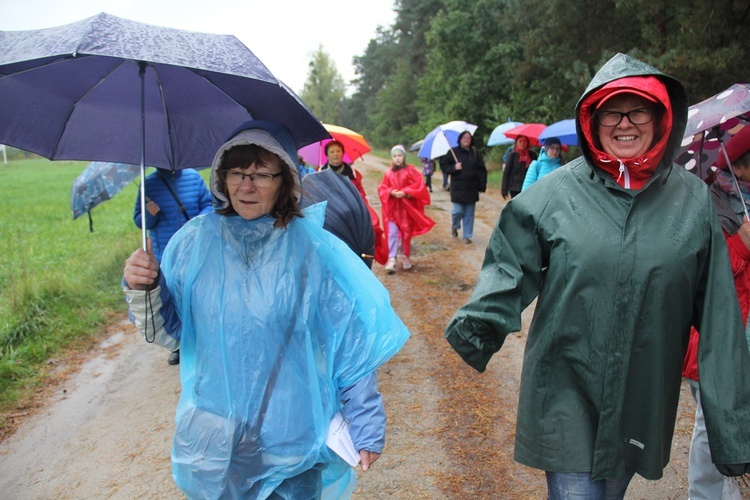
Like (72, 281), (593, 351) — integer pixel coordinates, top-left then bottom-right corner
(721, 141), (750, 220)
(441, 130), (459, 163)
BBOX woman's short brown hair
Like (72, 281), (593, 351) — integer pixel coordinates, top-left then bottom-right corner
(215, 144), (302, 228)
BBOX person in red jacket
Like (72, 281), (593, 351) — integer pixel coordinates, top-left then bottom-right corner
(377, 145), (435, 273)
(682, 126), (750, 500)
(320, 141), (388, 265)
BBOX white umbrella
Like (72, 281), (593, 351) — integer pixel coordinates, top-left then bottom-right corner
(418, 121), (478, 160)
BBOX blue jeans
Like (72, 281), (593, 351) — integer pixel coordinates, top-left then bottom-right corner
(451, 202), (475, 239)
(546, 470), (634, 500)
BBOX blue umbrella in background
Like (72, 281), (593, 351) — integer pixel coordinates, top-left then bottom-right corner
(487, 121), (523, 146)
(418, 120), (478, 160)
(0, 12), (327, 249)
(70, 161), (141, 232)
(538, 119), (578, 146)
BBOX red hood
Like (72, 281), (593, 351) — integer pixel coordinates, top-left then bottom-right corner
(579, 76), (673, 189)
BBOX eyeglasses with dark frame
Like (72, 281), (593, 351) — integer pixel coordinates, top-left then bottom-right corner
(595, 107), (655, 127)
(224, 169), (282, 187)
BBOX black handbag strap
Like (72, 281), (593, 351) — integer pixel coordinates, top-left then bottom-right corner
(158, 174), (189, 222)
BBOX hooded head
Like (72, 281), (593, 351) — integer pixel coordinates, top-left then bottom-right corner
(575, 53), (688, 189)
(458, 131), (474, 149)
(209, 120), (302, 227)
(543, 137), (562, 149)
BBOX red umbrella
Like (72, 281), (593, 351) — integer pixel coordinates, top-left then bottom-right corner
(504, 123), (547, 147)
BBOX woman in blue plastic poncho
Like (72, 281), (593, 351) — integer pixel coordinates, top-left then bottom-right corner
(123, 120), (409, 499)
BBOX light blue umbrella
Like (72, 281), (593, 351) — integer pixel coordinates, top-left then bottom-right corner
(70, 162), (141, 231)
(487, 121), (523, 146)
(538, 119), (578, 146)
(418, 121), (478, 160)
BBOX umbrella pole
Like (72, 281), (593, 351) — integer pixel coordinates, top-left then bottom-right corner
(441, 130), (459, 162)
(721, 141), (750, 220)
(139, 62), (148, 251)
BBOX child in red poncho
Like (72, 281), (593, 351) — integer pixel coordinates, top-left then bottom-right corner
(377, 145), (435, 273)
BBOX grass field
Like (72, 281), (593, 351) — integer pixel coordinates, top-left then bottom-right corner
(0, 158), (187, 413)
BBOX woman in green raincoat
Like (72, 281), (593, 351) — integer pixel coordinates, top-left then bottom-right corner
(445, 53), (750, 499)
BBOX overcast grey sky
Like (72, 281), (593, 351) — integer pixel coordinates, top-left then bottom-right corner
(0, 0), (396, 95)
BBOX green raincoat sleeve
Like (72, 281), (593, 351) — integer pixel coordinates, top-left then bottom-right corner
(444, 192), (545, 373)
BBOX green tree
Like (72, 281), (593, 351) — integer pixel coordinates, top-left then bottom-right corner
(416, 0), (516, 141)
(349, 0), (750, 153)
(300, 46), (347, 124)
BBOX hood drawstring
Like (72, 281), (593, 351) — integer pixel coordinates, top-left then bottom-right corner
(661, 163), (674, 185)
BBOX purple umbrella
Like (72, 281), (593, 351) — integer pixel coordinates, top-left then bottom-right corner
(677, 83), (750, 181)
(0, 12), (327, 248)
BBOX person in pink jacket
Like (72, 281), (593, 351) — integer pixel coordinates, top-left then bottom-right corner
(377, 145), (435, 274)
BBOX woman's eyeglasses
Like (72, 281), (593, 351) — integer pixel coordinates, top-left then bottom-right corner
(595, 108), (655, 127)
(224, 170), (282, 187)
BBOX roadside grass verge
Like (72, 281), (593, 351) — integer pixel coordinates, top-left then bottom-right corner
(0, 158), (141, 417)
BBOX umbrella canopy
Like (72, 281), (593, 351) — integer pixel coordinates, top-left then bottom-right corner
(0, 13), (327, 169)
(299, 169), (375, 268)
(487, 121), (523, 146)
(0, 13), (327, 247)
(297, 123), (372, 167)
(409, 139), (425, 152)
(71, 161), (141, 227)
(418, 120), (479, 159)
(503, 123), (547, 147)
(538, 119), (578, 146)
(677, 83), (750, 181)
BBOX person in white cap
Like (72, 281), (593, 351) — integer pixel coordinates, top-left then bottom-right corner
(377, 144), (434, 273)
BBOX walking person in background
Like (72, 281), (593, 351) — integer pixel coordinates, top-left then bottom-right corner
(445, 53), (750, 499)
(296, 154), (316, 179)
(378, 145), (435, 274)
(502, 135), (537, 199)
(682, 126), (750, 500)
(123, 120), (409, 498)
(521, 137), (564, 192)
(439, 154), (451, 190)
(420, 156), (435, 192)
(439, 131), (487, 244)
(133, 167), (213, 365)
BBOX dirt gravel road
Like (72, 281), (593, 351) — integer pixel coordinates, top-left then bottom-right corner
(1, 153), (747, 499)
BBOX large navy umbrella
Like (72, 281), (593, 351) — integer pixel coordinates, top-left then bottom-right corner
(299, 169), (375, 269)
(0, 12), (327, 247)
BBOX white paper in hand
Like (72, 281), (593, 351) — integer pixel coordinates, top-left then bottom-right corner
(326, 411), (360, 467)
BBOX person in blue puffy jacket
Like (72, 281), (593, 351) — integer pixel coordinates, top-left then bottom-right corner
(123, 120), (409, 499)
(133, 168), (213, 262)
(133, 167), (213, 366)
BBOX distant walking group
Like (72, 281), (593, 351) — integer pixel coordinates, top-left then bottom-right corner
(122, 53), (750, 499)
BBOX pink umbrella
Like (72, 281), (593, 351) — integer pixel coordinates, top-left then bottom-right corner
(297, 124), (371, 167)
(503, 123), (547, 147)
